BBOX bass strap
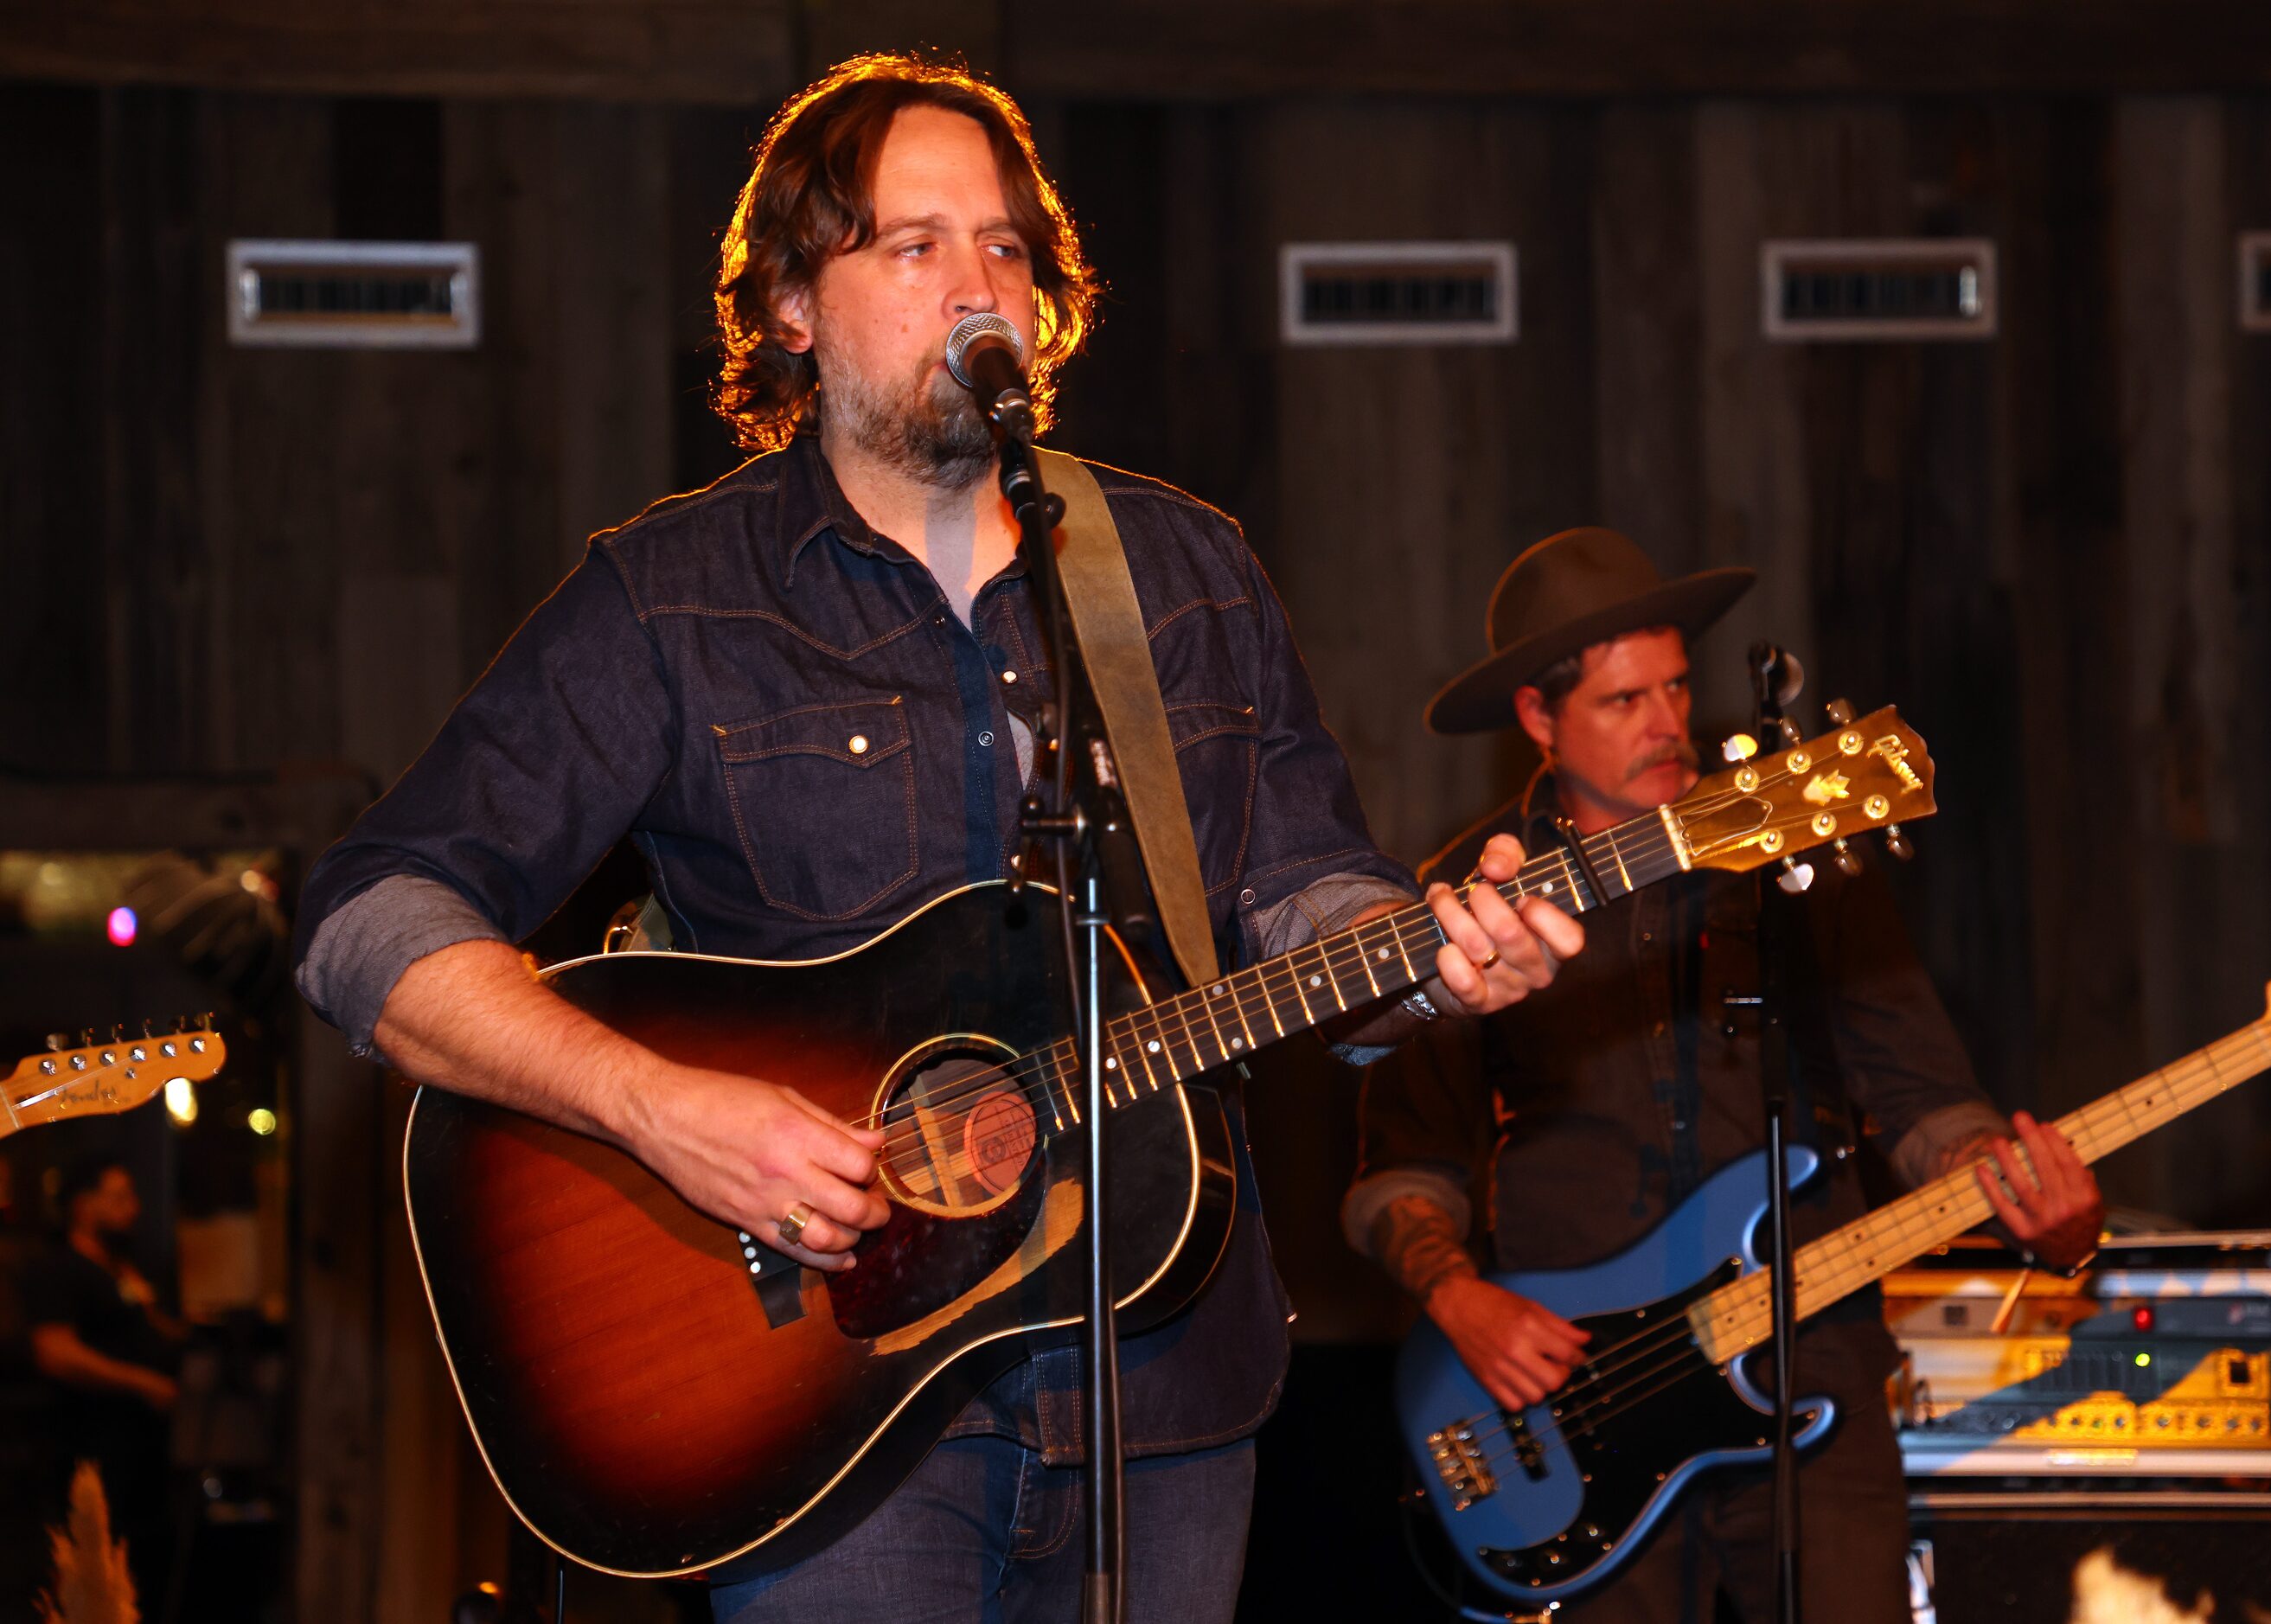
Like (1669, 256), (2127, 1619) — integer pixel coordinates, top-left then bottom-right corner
(1032, 448), (1221, 988)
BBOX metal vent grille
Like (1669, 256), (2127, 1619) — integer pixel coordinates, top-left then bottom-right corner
(1280, 242), (1517, 346)
(227, 240), (480, 349)
(2242, 233), (2271, 333)
(1762, 239), (1996, 342)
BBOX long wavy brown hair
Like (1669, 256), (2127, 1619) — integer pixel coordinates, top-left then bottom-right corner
(713, 54), (1101, 455)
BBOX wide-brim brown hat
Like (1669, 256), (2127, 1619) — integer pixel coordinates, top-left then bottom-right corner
(1425, 527), (1755, 735)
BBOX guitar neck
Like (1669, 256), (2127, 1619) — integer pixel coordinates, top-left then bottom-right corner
(1033, 812), (1690, 1133)
(1687, 1009), (2271, 1365)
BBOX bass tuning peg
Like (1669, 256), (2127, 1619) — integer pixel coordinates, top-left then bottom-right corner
(1775, 857), (1815, 895)
(1775, 717), (1804, 746)
(1721, 732), (1758, 764)
(1825, 697), (1854, 727)
(1883, 823), (1914, 862)
(1832, 837), (1863, 878)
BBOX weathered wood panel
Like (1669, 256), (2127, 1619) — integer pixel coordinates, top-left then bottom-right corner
(0, 0), (796, 104)
(1005, 0), (2271, 98)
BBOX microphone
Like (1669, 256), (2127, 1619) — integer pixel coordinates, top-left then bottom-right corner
(1749, 641), (1807, 713)
(944, 313), (1034, 439)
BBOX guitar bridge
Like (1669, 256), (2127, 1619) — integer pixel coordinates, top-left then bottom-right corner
(1424, 1423), (1499, 1510)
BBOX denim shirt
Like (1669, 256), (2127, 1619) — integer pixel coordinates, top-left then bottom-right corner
(295, 436), (1414, 1461)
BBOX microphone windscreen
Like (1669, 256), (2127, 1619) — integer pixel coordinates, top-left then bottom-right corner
(944, 312), (1025, 388)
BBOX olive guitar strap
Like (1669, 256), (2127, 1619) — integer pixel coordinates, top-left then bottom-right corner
(1031, 448), (1222, 988)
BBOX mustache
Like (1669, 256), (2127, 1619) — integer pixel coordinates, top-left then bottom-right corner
(1626, 739), (1699, 781)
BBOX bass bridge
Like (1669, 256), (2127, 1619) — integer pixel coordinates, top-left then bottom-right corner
(1424, 1421), (1498, 1511)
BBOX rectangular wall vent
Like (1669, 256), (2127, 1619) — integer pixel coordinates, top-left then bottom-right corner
(1280, 241), (1517, 346)
(227, 240), (480, 349)
(1762, 238), (1996, 342)
(2242, 233), (2271, 333)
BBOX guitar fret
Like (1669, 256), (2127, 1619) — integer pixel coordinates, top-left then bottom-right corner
(1225, 977), (1258, 1056)
(1197, 982), (1232, 1063)
(1690, 1017), (2271, 1363)
(1180, 1003), (1217, 1081)
(1318, 941), (1350, 1014)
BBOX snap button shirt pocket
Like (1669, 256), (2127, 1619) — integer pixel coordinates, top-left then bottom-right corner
(1167, 700), (1262, 900)
(713, 696), (917, 922)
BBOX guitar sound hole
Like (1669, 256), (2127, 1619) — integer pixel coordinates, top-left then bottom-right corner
(878, 1045), (1042, 1218)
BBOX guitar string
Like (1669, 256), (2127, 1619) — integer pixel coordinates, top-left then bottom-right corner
(853, 756), (1852, 1152)
(849, 847), (1607, 1155)
(851, 835), (1684, 1171)
(849, 772), (1842, 1170)
(856, 837), (1710, 1175)
(1436, 1039), (2267, 1472)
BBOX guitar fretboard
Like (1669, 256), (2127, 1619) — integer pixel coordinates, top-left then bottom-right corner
(1687, 1013), (2271, 1365)
(1027, 809), (1692, 1134)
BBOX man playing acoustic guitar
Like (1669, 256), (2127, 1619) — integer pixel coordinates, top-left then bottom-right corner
(293, 52), (1582, 1622)
(1345, 527), (2103, 1621)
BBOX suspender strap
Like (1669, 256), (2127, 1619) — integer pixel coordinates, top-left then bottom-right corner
(1033, 448), (1221, 988)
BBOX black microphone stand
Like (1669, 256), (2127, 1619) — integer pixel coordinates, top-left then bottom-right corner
(1746, 642), (1804, 1624)
(985, 404), (1136, 1624)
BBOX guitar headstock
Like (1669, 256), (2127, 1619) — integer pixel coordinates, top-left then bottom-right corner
(1667, 705), (1935, 879)
(3, 1018), (226, 1137)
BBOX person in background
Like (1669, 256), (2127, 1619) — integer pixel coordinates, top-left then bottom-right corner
(1345, 527), (2103, 1622)
(23, 1157), (184, 1603)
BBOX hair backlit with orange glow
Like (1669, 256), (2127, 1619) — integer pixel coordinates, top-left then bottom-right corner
(713, 53), (1101, 455)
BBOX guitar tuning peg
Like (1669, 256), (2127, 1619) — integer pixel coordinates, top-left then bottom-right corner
(174, 1014), (192, 1033)
(109, 1023), (125, 1044)
(141, 1018), (156, 1038)
(200, 1011), (217, 1032)
(1776, 857), (1815, 895)
(1832, 837), (1863, 878)
(1775, 717), (1804, 746)
(45, 1033), (68, 1052)
(1884, 823), (1914, 862)
(1825, 697), (1855, 727)
(1721, 732), (1758, 764)
(78, 1028), (95, 1049)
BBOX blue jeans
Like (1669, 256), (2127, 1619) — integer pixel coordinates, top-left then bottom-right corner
(708, 1435), (1257, 1624)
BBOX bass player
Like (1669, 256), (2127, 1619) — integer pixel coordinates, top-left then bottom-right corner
(1343, 527), (2103, 1622)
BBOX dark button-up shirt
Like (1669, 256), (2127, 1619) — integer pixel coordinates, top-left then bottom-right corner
(1347, 782), (2004, 1402)
(296, 435), (1415, 1461)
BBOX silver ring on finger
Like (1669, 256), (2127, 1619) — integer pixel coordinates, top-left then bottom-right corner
(777, 1201), (815, 1250)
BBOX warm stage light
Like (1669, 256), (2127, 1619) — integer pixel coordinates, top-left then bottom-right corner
(163, 1076), (198, 1125)
(248, 1108), (278, 1136)
(106, 905), (138, 946)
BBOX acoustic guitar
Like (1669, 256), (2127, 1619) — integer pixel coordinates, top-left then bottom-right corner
(404, 707), (1937, 1578)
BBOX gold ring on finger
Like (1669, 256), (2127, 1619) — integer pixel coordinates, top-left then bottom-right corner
(777, 1201), (814, 1249)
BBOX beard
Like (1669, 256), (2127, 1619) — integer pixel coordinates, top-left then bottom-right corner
(819, 343), (996, 490)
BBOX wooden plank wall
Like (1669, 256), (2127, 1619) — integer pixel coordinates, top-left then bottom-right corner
(6, 71), (2271, 1617)
(1043, 96), (2271, 1279)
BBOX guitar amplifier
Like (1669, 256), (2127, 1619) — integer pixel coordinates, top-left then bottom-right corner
(1887, 1234), (2271, 1623)
(1886, 1232), (2271, 1478)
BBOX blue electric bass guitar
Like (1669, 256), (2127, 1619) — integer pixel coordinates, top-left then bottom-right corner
(1396, 994), (2271, 1612)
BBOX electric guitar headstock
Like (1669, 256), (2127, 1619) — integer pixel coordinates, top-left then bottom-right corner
(3, 1017), (226, 1138)
(1666, 701), (1935, 891)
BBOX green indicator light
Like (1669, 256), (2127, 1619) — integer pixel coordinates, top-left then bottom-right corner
(2134, 1352), (2152, 1368)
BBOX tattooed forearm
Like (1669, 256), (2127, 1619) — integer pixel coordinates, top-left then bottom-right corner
(1367, 1194), (1478, 1304)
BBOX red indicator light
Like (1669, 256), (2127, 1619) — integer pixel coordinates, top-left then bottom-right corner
(106, 905), (138, 947)
(2132, 1306), (2155, 1333)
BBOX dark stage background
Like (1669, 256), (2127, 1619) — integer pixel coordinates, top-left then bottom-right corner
(4, 4), (2271, 1618)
